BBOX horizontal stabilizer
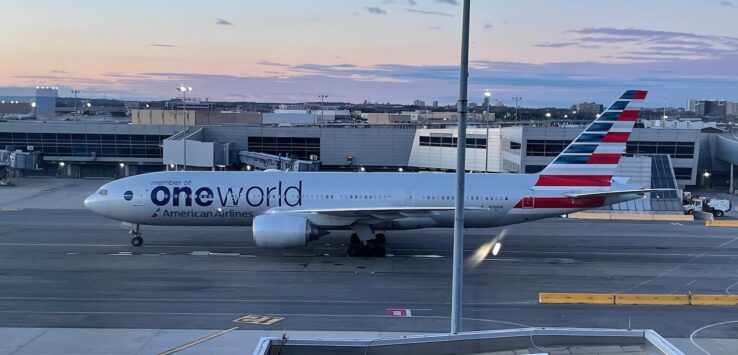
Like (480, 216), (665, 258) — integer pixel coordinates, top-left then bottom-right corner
(563, 188), (674, 199)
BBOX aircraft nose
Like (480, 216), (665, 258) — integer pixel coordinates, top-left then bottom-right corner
(84, 193), (108, 216)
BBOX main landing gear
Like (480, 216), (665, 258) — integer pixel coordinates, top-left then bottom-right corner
(347, 232), (386, 257)
(129, 224), (143, 247)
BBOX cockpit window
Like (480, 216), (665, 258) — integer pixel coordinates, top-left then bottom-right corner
(98, 189), (108, 196)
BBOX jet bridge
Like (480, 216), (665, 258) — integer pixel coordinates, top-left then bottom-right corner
(0, 149), (41, 185)
(238, 151), (321, 171)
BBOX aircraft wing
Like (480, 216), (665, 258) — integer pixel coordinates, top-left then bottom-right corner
(563, 188), (674, 199)
(268, 206), (486, 218)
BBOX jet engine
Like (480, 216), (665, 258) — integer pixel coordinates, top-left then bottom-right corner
(251, 215), (327, 248)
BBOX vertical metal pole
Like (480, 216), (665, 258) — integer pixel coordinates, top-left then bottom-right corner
(182, 90), (187, 171)
(72, 90), (79, 121)
(485, 99), (490, 172)
(451, 0), (471, 335)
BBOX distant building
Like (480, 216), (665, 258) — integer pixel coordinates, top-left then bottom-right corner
(279, 103), (307, 110)
(432, 100), (438, 108)
(572, 102), (603, 115)
(363, 113), (413, 124)
(728, 102), (738, 117)
(686, 99), (699, 112)
(483, 96), (490, 109)
(35, 86), (58, 116)
(131, 109), (262, 125)
(165, 98), (212, 110)
(0, 102), (32, 115)
(123, 101), (141, 109)
(413, 99), (426, 107)
(693, 100), (727, 119)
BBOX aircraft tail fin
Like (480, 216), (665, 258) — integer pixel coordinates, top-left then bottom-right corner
(536, 89), (648, 187)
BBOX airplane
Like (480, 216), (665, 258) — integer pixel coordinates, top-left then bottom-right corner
(84, 90), (657, 256)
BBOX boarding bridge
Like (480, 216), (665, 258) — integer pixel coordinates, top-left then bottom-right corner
(238, 151), (321, 171)
(162, 127), (231, 170)
(1, 149), (41, 185)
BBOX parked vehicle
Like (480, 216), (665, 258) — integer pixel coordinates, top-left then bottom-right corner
(683, 197), (731, 217)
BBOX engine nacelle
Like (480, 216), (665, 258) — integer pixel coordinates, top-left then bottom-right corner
(252, 214), (326, 248)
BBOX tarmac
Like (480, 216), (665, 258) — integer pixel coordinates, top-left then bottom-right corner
(1, 178), (738, 354)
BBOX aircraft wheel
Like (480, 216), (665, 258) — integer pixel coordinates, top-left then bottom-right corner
(350, 233), (361, 246)
(716, 210), (724, 217)
(375, 233), (386, 245)
(131, 236), (144, 247)
(347, 244), (363, 257)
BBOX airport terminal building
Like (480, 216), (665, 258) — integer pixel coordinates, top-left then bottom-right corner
(1, 120), (737, 193)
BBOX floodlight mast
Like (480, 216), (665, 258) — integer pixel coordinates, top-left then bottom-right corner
(451, 0), (471, 335)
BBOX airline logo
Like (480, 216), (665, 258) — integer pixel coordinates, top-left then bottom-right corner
(515, 89), (648, 210)
(537, 89), (647, 185)
(148, 180), (303, 208)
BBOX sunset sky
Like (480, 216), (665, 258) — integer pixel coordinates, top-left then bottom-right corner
(1, 0), (737, 106)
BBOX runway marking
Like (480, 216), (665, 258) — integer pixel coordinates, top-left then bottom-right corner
(686, 280), (697, 286)
(616, 237), (738, 294)
(0, 208), (21, 211)
(233, 315), (284, 325)
(716, 238), (738, 248)
(386, 308), (412, 317)
(159, 326), (239, 355)
(0, 310), (533, 329)
(689, 320), (738, 355)
(0, 296), (535, 307)
(726, 282), (738, 295)
(109, 252), (132, 256)
(3, 242), (738, 258)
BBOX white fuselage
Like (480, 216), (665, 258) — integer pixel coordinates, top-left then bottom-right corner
(83, 170), (636, 230)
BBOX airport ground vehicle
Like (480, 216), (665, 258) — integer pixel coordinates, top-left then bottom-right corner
(84, 90), (658, 256)
(683, 197), (731, 217)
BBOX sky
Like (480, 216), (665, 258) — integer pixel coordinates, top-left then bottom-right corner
(1, 0), (737, 107)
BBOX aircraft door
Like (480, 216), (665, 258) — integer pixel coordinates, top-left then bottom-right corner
(402, 189), (414, 207)
(133, 189), (146, 206)
(521, 189), (534, 209)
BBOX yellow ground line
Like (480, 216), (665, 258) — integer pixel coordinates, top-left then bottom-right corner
(539, 292), (738, 306)
(706, 220), (738, 227)
(159, 326), (239, 355)
(568, 212), (693, 221)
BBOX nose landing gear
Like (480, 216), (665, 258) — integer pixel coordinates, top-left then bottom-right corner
(128, 224), (143, 247)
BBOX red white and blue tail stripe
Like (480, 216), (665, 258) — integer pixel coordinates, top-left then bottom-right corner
(536, 89), (647, 187)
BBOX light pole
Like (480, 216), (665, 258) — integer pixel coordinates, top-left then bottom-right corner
(484, 90), (491, 172)
(512, 96), (522, 126)
(451, 0), (471, 335)
(545, 112), (552, 127)
(71, 90), (80, 120)
(177, 85), (193, 171)
(318, 94), (328, 125)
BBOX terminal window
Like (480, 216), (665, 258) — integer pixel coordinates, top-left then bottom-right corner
(626, 141), (694, 159)
(419, 136), (487, 149)
(525, 140), (571, 156)
(0, 132), (167, 158)
(673, 167), (693, 180)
